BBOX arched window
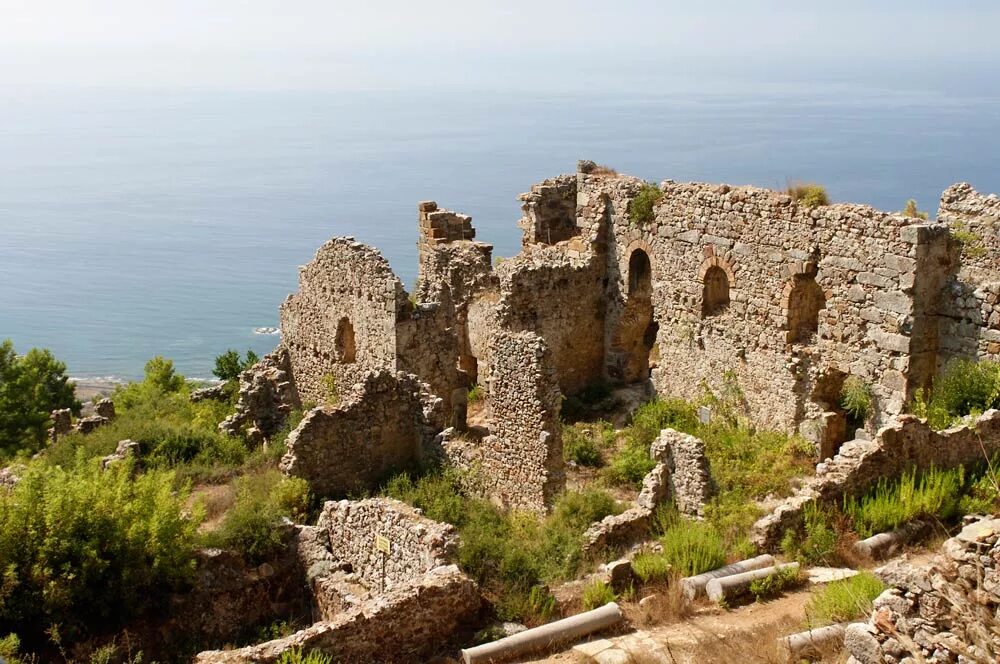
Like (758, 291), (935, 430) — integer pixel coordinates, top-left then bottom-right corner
(628, 249), (652, 296)
(702, 266), (730, 317)
(787, 275), (826, 343)
(335, 317), (356, 363)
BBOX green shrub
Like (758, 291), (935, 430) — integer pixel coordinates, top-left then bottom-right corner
(660, 519), (726, 576)
(213, 349), (260, 382)
(628, 183), (664, 225)
(782, 502), (838, 565)
(915, 359), (1000, 429)
(839, 376), (873, 422)
(467, 384), (484, 403)
(627, 398), (699, 448)
(581, 580), (617, 610)
(321, 374), (339, 406)
(844, 466), (964, 538)
(206, 470), (310, 562)
(0, 340), (80, 458)
(0, 457), (199, 641)
(277, 650), (334, 664)
(749, 565), (800, 601)
(632, 552), (672, 584)
(960, 464), (1000, 514)
(806, 571), (885, 626)
(563, 425), (604, 467)
(602, 440), (656, 487)
(952, 221), (988, 259)
(788, 183), (829, 207)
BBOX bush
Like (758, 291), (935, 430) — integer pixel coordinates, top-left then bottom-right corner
(277, 650), (333, 664)
(902, 199), (929, 220)
(467, 384), (484, 404)
(627, 398), (699, 449)
(915, 359), (1000, 429)
(788, 183), (829, 207)
(952, 221), (988, 259)
(839, 376), (873, 422)
(581, 580), (617, 610)
(748, 565), (800, 602)
(632, 552), (672, 584)
(806, 571), (885, 626)
(660, 519), (726, 577)
(960, 463), (1000, 514)
(843, 466), (964, 538)
(206, 470), (310, 562)
(781, 502), (838, 565)
(602, 440), (656, 488)
(213, 349), (260, 382)
(0, 457), (199, 642)
(628, 183), (664, 225)
(563, 425), (604, 467)
(0, 340), (80, 458)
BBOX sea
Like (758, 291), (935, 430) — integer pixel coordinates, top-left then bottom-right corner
(1, 86), (999, 382)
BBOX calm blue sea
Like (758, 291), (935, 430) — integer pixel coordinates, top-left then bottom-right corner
(1, 87), (999, 380)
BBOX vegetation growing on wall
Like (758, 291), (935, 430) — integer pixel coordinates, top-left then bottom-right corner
(787, 182), (829, 207)
(952, 221), (988, 259)
(628, 182), (664, 225)
(902, 199), (930, 220)
(912, 358), (1000, 429)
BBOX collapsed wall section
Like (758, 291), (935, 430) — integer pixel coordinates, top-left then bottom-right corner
(280, 370), (445, 497)
(517, 174), (580, 247)
(319, 497), (458, 592)
(279, 238), (409, 405)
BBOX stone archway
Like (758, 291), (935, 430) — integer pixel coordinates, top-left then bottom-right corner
(698, 251), (736, 318)
(610, 245), (658, 383)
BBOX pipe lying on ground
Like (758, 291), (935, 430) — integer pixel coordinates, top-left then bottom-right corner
(705, 562), (800, 603)
(461, 602), (625, 664)
(853, 520), (928, 560)
(777, 624), (846, 661)
(680, 554), (776, 599)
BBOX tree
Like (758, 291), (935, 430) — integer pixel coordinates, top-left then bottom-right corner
(902, 199), (929, 220)
(143, 355), (185, 392)
(0, 340), (80, 456)
(213, 349), (260, 382)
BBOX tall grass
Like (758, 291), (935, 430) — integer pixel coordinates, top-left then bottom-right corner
(843, 466), (964, 537)
(912, 359), (1000, 429)
(806, 571), (885, 626)
(659, 519), (727, 576)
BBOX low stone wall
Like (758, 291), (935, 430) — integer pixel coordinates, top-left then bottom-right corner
(752, 410), (1000, 549)
(845, 515), (1000, 663)
(194, 565), (481, 664)
(280, 370), (445, 497)
(319, 498), (458, 592)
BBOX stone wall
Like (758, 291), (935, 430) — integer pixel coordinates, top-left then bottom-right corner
(752, 409), (1000, 549)
(280, 371), (445, 497)
(279, 238), (409, 406)
(220, 348), (299, 443)
(582, 167), (959, 439)
(445, 331), (565, 513)
(319, 497), (458, 592)
(517, 174), (579, 247)
(194, 565), (480, 664)
(650, 428), (715, 517)
(936, 183), (1000, 365)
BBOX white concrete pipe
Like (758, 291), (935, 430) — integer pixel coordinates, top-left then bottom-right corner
(680, 554), (776, 599)
(705, 562), (800, 603)
(777, 624), (846, 661)
(461, 602), (625, 664)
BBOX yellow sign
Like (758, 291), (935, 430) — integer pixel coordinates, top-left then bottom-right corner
(375, 534), (391, 554)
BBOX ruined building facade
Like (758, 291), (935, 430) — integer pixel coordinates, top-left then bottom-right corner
(235, 162), (999, 509)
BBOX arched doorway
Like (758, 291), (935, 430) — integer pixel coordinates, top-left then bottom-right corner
(611, 248), (658, 383)
(786, 275), (825, 344)
(702, 266), (730, 317)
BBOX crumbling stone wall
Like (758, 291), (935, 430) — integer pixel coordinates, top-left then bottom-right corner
(517, 174), (579, 247)
(280, 371), (445, 497)
(584, 167), (957, 437)
(752, 409), (1000, 549)
(936, 183), (1000, 364)
(319, 498), (458, 592)
(280, 238), (410, 406)
(194, 565), (480, 664)
(220, 348), (298, 443)
(446, 331), (565, 513)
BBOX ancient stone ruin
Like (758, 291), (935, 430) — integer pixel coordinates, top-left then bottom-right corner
(224, 162), (998, 515)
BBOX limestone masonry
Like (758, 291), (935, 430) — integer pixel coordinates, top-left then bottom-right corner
(231, 161), (998, 511)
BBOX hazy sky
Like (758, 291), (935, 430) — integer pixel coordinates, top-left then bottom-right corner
(3, 1), (1000, 92)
